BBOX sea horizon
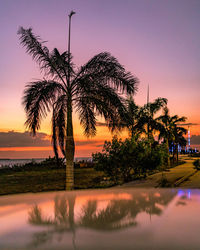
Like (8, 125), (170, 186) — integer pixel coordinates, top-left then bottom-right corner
(0, 157), (92, 167)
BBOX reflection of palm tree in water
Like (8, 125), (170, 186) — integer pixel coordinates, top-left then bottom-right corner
(79, 200), (137, 231)
(28, 190), (176, 248)
(128, 190), (176, 221)
(28, 194), (76, 248)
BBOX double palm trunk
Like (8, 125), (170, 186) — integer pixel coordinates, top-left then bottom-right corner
(66, 99), (75, 190)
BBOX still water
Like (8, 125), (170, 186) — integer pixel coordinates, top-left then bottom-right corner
(0, 188), (200, 250)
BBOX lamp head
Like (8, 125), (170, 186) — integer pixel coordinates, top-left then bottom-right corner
(69, 10), (76, 17)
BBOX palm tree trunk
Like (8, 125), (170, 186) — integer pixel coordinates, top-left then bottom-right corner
(131, 125), (134, 138)
(68, 195), (76, 249)
(176, 143), (179, 164)
(66, 100), (75, 190)
(166, 140), (170, 167)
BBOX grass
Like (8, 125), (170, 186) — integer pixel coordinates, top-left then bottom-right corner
(0, 159), (110, 195)
(0, 156), (194, 195)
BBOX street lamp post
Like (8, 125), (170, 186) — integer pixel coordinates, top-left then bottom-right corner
(68, 10), (76, 84)
(66, 10), (76, 190)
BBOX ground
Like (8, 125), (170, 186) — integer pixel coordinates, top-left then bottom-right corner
(0, 156), (199, 196)
(0, 167), (107, 195)
(122, 156), (200, 188)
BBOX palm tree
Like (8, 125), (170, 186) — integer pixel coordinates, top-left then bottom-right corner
(157, 107), (187, 166)
(18, 27), (138, 190)
(120, 97), (167, 140)
(144, 97), (168, 139)
(121, 96), (144, 138)
(172, 123), (187, 164)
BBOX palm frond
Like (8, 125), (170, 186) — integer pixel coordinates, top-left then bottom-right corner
(53, 95), (67, 156)
(23, 80), (62, 135)
(145, 97), (168, 116)
(18, 27), (50, 70)
(18, 27), (69, 85)
(75, 81), (127, 133)
(49, 48), (74, 81)
(52, 106), (59, 162)
(73, 52), (138, 95)
(76, 97), (96, 137)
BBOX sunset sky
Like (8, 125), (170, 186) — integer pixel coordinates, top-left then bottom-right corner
(0, 0), (200, 158)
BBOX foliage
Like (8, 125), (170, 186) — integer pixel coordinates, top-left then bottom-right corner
(93, 136), (168, 184)
(193, 159), (200, 170)
(120, 97), (168, 140)
(0, 157), (65, 174)
(157, 107), (187, 148)
(190, 153), (200, 157)
(157, 174), (172, 187)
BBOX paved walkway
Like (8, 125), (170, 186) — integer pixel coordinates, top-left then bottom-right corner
(121, 156), (200, 188)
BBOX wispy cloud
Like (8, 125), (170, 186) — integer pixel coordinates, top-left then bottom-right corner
(0, 131), (104, 148)
(0, 131), (50, 147)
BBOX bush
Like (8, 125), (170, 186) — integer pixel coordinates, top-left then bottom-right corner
(157, 174), (172, 187)
(92, 136), (167, 184)
(193, 159), (200, 170)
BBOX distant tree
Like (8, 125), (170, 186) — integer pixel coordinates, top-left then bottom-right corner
(120, 97), (167, 140)
(18, 27), (138, 190)
(142, 97), (168, 140)
(157, 107), (187, 165)
(172, 123), (187, 163)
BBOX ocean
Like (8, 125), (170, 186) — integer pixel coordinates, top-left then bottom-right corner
(0, 157), (92, 167)
(0, 158), (44, 167)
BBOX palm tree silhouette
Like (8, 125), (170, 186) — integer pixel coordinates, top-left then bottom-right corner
(120, 97), (167, 140)
(18, 27), (138, 190)
(79, 199), (137, 231)
(143, 97), (168, 140)
(120, 96), (144, 138)
(157, 107), (187, 165)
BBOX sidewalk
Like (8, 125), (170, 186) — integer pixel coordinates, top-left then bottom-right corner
(121, 156), (198, 188)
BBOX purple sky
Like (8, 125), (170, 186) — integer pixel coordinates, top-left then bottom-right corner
(0, 0), (200, 157)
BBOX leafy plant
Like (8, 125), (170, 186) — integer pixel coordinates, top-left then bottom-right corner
(193, 159), (200, 170)
(93, 136), (167, 184)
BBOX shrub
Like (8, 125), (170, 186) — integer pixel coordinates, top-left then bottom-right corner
(93, 136), (167, 184)
(193, 159), (200, 170)
(157, 174), (172, 187)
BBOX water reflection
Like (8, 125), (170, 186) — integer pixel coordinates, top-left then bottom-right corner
(2, 189), (200, 249)
(27, 189), (176, 248)
(28, 195), (76, 248)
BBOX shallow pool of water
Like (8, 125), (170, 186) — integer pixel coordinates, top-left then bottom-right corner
(0, 188), (200, 249)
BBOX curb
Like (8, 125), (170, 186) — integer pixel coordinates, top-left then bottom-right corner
(174, 170), (198, 187)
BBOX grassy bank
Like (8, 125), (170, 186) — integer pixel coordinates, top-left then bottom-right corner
(0, 160), (110, 195)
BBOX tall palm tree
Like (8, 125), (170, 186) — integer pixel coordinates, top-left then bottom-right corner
(157, 107), (187, 166)
(18, 27), (138, 190)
